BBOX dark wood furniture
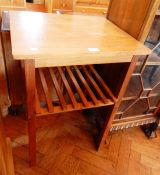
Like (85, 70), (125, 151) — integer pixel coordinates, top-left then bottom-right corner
(45, 0), (110, 15)
(0, 31), (10, 116)
(111, 52), (160, 131)
(104, 0), (160, 131)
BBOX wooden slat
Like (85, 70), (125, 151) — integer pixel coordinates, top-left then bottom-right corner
(74, 66), (99, 105)
(49, 68), (67, 110)
(88, 65), (116, 102)
(66, 66), (89, 107)
(36, 100), (113, 117)
(57, 67), (78, 108)
(81, 66), (109, 103)
(38, 69), (54, 112)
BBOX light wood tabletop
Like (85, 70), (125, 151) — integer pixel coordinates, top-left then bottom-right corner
(9, 11), (151, 67)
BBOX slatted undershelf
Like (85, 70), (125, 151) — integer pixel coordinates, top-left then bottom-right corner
(35, 65), (116, 116)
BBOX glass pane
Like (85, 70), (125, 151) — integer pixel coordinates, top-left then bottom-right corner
(151, 83), (160, 94)
(118, 99), (135, 112)
(153, 44), (160, 56)
(149, 95), (160, 107)
(142, 65), (160, 89)
(145, 15), (160, 49)
(148, 52), (160, 63)
(125, 76), (142, 97)
(122, 99), (148, 118)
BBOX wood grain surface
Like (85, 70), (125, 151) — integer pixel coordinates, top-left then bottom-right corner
(3, 113), (160, 175)
(9, 11), (151, 67)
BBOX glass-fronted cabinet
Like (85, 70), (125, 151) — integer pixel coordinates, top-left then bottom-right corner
(111, 12), (160, 131)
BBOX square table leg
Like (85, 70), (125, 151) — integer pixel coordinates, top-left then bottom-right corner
(97, 56), (138, 150)
(23, 60), (36, 166)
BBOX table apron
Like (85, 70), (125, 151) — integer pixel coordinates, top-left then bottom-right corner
(34, 55), (133, 68)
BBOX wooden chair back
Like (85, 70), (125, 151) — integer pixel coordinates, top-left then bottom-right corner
(107, 0), (160, 42)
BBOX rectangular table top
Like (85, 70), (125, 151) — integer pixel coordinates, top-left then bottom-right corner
(9, 11), (151, 67)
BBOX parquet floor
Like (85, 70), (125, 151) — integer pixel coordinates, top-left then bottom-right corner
(3, 111), (160, 175)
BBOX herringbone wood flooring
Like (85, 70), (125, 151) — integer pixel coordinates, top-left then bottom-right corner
(3, 112), (160, 175)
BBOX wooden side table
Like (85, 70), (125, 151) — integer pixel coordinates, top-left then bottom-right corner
(7, 11), (151, 166)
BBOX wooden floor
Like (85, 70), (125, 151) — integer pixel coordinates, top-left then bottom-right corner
(3, 111), (160, 175)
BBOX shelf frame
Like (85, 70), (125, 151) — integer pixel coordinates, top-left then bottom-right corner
(35, 65), (115, 117)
